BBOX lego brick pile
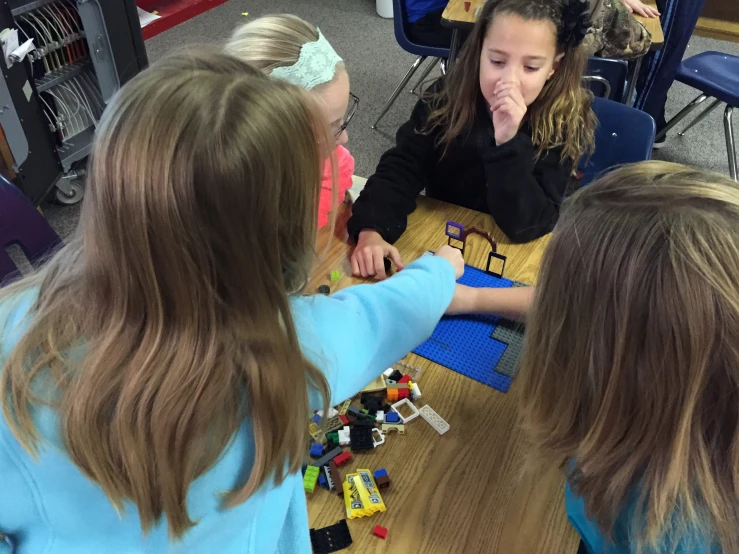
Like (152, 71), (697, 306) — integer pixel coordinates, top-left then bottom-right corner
(304, 366), (449, 552)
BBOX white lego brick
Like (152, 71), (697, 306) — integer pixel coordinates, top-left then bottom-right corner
(323, 465), (335, 491)
(390, 398), (420, 424)
(372, 428), (385, 448)
(383, 367), (394, 377)
(419, 404), (449, 435)
(410, 383), (421, 401)
(316, 410), (324, 417)
(375, 410), (384, 424)
(338, 427), (351, 446)
(327, 407), (339, 418)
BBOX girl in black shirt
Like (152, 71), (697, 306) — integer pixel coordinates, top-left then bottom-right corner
(349, 0), (596, 278)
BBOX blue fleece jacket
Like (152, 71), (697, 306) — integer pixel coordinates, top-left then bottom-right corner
(567, 481), (718, 553)
(0, 255), (456, 554)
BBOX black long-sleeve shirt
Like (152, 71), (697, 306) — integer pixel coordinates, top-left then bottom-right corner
(348, 86), (573, 244)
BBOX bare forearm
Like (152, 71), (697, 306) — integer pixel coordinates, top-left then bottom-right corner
(446, 284), (534, 321)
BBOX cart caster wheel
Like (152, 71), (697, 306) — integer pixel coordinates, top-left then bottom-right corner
(54, 181), (84, 205)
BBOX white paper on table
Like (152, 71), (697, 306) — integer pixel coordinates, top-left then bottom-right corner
(137, 7), (161, 27)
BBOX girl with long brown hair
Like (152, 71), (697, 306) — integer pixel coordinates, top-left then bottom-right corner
(454, 161), (739, 553)
(0, 51), (463, 553)
(348, 0), (596, 279)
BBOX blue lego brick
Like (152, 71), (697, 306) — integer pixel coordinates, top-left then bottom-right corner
(413, 264), (524, 393)
(312, 413), (322, 424)
(374, 468), (388, 479)
(309, 443), (324, 458)
(318, 474), (327, 487)
(384, 412), (400, 423)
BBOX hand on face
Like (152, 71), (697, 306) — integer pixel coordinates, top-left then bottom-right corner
(491, 81), (527, 145)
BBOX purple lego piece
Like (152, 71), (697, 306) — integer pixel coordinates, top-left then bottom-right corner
(445, 220), (464, 241)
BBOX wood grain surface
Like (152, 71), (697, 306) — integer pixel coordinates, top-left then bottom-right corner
(441, 0), (664, 48)
(307, 198), (579, 553)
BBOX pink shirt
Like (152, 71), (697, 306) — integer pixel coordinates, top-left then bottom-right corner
(318, 145), (354, 228)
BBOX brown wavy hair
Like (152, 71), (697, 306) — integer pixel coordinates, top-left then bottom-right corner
(0, 51), (331, 538)
(519, 162), (739, 553)
(424, 0), (595, 163)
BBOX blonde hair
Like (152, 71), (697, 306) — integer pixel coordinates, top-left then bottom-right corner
(519, 161), (739, 553)
(225, 14), (345, 90)
(0, 50), (331, 539)
(424, 0), (595, 163)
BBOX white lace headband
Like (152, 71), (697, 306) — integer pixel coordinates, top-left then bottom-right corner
(270, 29), (343, 90)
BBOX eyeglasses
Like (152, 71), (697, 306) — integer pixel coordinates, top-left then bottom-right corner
(334, 93), (359, 140)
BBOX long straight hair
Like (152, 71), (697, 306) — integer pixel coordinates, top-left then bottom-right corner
(0, 51), (331, 538)
(519, 162), (739, 553)
(424, 0), (595, 163)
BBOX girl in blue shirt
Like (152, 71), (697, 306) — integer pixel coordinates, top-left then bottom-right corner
(0, 51), (463, 553)
(455, 161), (739, 553)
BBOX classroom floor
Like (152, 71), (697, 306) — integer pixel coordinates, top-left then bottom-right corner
(42, 0), (739, 238)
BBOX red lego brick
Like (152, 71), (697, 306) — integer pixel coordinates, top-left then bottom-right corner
(373, 525), (388, 539)
(398, 374), (411, 384)
(398, 387), (410, 400)
(464, 1), (471, 11)
(339, 414), (349, 425)
(333, 451), (352, 466)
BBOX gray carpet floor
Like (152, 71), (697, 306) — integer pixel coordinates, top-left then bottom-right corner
(42, 0), (739, 238)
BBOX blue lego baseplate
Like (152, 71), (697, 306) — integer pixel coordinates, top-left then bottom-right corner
(413, 264), (526, 393)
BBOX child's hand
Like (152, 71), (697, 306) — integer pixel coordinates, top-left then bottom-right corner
(351, 230), (405, 279)
(434, 245), (464, 280)
(622, 0), (660, 17)
(491, 82), (527, 145)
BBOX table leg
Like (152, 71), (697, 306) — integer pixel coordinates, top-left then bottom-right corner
(625, 57), (642, 106)
(448, 29), (460, 69)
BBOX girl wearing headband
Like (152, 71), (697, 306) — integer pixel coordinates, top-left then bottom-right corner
(226, 15), (358, 229)
(348, 0), (596, 279)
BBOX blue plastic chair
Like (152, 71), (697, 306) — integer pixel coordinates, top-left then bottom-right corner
(655, 51), (739, 181)
(372, 0), (450, 129)
(583, 57), (629, 103)
(0, 173), (61, 284)
(579, 96), (656, 186)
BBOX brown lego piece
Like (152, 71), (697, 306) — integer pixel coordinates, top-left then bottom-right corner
(375, 475), (390, 490)
(329, 460), (343, 496)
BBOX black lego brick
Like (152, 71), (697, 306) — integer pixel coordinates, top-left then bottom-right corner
(310, 519), (352, 554)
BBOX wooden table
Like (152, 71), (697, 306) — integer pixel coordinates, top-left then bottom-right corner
(307, 198), (579, 553)
(440, 0), (664, 105)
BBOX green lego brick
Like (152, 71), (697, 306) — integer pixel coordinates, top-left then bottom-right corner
(303, 466), (320, 493)
(330, 270), (341, 282)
